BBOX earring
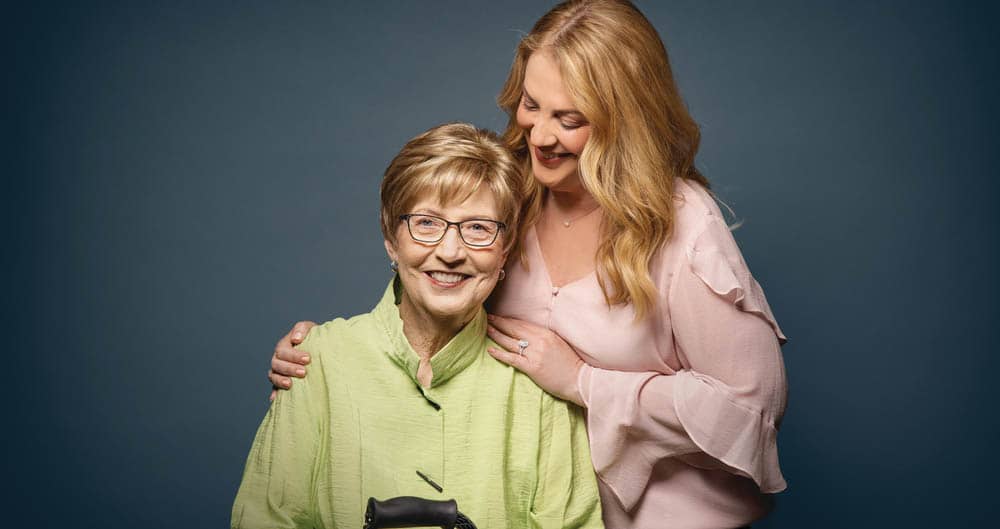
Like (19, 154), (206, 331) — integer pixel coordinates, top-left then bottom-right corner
(498, 269), (506, 281)
(390, 260), (398, 272)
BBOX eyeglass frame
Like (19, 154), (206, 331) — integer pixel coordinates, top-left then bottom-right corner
(398, 213), (507, 248)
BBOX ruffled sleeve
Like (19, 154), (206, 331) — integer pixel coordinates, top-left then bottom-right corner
(686, 215), (786, 344)
(670, 212), (787, 491)
(575, 210), (787, 511)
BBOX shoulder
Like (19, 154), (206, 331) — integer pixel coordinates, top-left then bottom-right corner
(482, 338), (549, 399)
(297, 312), (379, 373)
(670, 177), (731, 249)
(669, 178), (751, 270)
(482, 342), (585, 422)
(649, 178), (734, 283)
(663, 180), (788, 342)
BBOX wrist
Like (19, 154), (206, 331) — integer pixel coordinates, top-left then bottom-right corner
(566, 361), (588, 407)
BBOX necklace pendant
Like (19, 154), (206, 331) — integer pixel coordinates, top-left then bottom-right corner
(563, 221), (571, 227)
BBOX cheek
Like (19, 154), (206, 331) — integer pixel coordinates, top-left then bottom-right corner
(474, 251), (504, 277)
(394, 239), (429, 269)
(563, 128), (590, 155)
(515, 108), (533, 132)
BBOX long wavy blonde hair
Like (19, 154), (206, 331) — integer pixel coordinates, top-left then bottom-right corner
(497, 0), (710, 319)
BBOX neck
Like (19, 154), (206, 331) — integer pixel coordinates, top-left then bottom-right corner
(545, 187), (599, 214)
(542, 188), (601, 229)
(397, 296), (469, 361)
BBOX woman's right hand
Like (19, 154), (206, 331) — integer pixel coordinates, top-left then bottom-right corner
(268, 321), (317, 400)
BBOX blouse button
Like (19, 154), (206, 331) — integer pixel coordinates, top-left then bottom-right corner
(552, 287), (560, 296)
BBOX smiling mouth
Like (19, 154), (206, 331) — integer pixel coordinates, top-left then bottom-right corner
(534, 147), (574, 168)
(426, 271), (470, 286)
(535, 147), (572, 160)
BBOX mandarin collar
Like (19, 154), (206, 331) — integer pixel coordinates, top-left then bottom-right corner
(372, 276), (487, 389)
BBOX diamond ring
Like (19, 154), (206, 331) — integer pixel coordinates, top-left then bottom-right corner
(517, 339), (529, 356)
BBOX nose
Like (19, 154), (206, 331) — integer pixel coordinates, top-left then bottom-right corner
(434, 225), (468, 263)
(529, 116), (558, 148)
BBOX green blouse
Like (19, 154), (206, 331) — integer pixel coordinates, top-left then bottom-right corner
(232, 280), (604, 529)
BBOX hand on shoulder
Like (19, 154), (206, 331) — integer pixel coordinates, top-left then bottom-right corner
(268, 320), (317, 400)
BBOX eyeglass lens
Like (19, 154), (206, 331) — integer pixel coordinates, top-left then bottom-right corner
(406, 214), (500, 246)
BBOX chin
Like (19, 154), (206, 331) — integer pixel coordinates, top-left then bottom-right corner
(426, 300), (478, 321)
(429, 287), (491, 316)
(531, 164), (578, 191)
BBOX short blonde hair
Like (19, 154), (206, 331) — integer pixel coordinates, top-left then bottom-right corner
(497, 0), (711, 318)
(380, 123), (522, 253)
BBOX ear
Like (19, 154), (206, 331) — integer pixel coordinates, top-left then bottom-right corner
(384, 238), (398, 263)
(497, 248), (510, 269)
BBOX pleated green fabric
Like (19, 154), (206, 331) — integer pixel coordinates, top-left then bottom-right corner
(232, 280), (603, 529)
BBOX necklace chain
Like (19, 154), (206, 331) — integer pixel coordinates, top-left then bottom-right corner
(557, 205), (601, 227)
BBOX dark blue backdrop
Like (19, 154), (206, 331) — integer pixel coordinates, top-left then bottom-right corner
(5, 1), (998, 527)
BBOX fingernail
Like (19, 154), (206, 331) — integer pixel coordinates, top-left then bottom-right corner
(295, 368), (306, 376)
(486, 314), (495, 320)
(301, 355), (311, 364)
(283, 379), (291, 388)
(293, 332), (303, 340)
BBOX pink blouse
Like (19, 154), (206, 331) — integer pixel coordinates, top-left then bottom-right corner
(489, 179), (787, 529)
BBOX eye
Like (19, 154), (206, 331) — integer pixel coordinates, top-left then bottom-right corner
(521, 96), (538, 111)
(410, 215), (444, 234)
(462, 221), (498, 235)
(558, 113), (588, 130)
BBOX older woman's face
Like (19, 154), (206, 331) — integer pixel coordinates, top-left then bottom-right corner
(384, 186), (507, 326)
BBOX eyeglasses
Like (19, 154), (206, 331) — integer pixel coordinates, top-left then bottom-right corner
(399, 214), (506, 247)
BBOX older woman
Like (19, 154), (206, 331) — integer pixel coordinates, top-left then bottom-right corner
(232, 123), (603, 529)
(270, 1), (787, 528)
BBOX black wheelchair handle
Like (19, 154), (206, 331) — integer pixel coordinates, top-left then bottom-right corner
(364, 496), (458, 529)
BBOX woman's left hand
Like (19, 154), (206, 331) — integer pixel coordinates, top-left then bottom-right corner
(486, 314), (586, 407)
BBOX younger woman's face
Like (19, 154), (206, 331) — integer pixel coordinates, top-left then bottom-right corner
(515, 52), (592, 194)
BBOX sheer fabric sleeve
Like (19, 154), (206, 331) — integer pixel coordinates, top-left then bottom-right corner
(576, 214), (787, 512)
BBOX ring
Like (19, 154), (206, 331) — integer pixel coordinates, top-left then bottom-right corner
(517, 339), (529, 356)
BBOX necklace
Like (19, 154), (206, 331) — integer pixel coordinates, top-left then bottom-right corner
(557, 205), (601, 228)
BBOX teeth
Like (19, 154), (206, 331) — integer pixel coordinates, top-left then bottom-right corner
(429, 272), (466, 284)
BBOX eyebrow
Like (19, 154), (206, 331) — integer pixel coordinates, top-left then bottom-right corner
(522, 88), (586, 118)
(411, 209), (499, 222)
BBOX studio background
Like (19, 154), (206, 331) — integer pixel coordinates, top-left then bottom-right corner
(5, 1), (997, 527)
